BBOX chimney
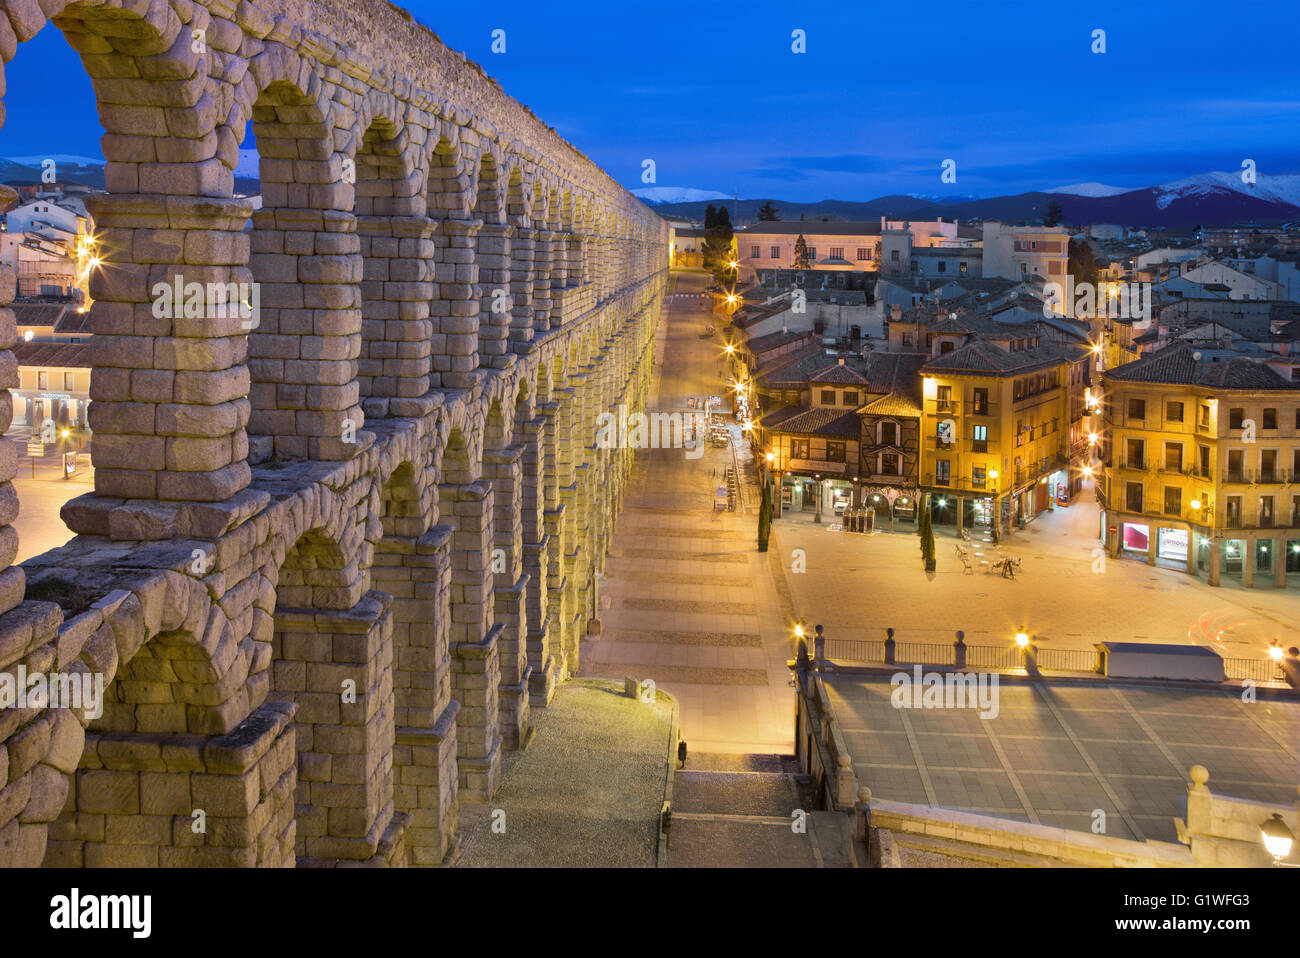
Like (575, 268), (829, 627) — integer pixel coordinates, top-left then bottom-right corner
(838, 357), (845, 365)
(890, 304), (902, 320)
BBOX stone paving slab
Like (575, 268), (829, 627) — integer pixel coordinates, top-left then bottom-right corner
(455, 680), (672, 868)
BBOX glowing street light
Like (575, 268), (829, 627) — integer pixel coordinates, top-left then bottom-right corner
(1014, 631), (1030, 648)
(1260, 814), (1295, 865)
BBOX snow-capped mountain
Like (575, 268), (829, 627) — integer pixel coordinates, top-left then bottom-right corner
(632, 186), (731, 205)
(1049, 182), (1131, 198)
(1151, 170), (1300, 211)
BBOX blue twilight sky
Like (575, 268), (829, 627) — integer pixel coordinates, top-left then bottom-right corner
(2, 0), (1298, 201)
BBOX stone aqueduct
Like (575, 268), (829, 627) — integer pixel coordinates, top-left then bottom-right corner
(0, 0), (668, 865)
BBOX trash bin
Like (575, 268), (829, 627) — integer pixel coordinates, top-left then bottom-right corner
(864, 508), (875, 533)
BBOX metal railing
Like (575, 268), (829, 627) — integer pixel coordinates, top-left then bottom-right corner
(894, 641), (956, 666)
(824, 638), (884, 663)
(965, 644), (1025, 669)
(1223, 657), (1287, 683)
(1037, 647), (1101, 673)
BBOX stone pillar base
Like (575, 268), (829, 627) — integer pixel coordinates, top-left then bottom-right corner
(527, 647), (557, 706)
(46, 702), (298, 868)
(457, 736), (503, 804)
(300, 811), (409, 867)
(394, 697), (459, 866)
(498, 674), (532, 751)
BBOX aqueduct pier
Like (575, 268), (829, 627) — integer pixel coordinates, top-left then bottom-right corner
(0, 0), (667, 865)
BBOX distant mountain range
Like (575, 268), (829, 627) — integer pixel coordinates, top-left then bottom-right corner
(6, 156), (1297, 230)
(647, 172), (1300, 229)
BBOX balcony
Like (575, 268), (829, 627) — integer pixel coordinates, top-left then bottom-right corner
(1223, 469), (1293, 485)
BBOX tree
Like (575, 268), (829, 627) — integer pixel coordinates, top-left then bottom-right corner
(918, 495), (936, 572)
(1068, 237), (1099, 288)
(793, 234), (811, 270)
(703, 209), (736, 284)
(757, 201), (780, 222)
(1043, 199), (1064, 227)
(757, 476), (773, 552)
(704, 204), (717, 230)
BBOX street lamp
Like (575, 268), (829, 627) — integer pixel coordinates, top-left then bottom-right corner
(1014, 631), (1029, 648)
(1260, 814), (1296, 865)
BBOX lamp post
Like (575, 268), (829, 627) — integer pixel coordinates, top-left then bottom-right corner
(813, 473), (822, 523)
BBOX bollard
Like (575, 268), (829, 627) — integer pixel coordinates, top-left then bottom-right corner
(883, 627), (895, 665)
(954, 630), (966, 669)
(854, 787), (873, 843)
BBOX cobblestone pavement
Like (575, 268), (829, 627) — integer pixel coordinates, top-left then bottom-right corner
(581, 271), (798, 753)
(825, 674), (1300, 844)
(453, 680), (673, 867)
(771, 493), (1300, 658)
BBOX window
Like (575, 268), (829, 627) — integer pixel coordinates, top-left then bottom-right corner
(820, 389), (836, 405)
(972, 388), (988, 415)
(791, 439), (810, 460)
(1295, 407), (1300, 429)
(37, 371), (48, 391)
(770, 246), (780, 259)
(1015, 420), (1025, 447)
(856, 247), (870, 261)
(1126, 482), (1144, 512)
(901, 333), (913, 346)
(1199, 404), (1210, 428)
(936, 385), (952, 410)
(750, 245), (760, 259)
(842, 391), (859, 407)
(1164, 486), (1181, 516)
(959, 261), (969, 275)
(882, 452), (900, 475)
(1263, 407), (1278, 430)
(1164, 443), (1182, 472)
(827, 441), (846, 463)
(937, 262), (947, 273)
(1260, 495), (1275, 527)
(1261, 449), (1277, 481)
(935, 460), (950, 486)
(1227, 449), (1244, 480)
(806, 247), (817, 261)
(1128, 398), (1146, 420)
(972, 424), (988, 453)
(890, 250), (900, 262)
(1166, 401), (1184, 423)
(1229, 407), (1244, 429)
(63, 372), (75, 391)
(1126, 438), (1144, 469)
(879, 421), (897, 446)
(1199, 445), (1211, 477)
(829, 247), (844, 260)
(1226, 495), (1242, 527)
(972, 465), (986, 488)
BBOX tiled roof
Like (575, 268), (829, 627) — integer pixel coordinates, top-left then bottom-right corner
(12, 303), (68, 328)
(1105, 341), (1300, 389)
(53, 310), (92, 335)
(12, 340), (91, 368)
(759, 405), (861, 437)
(745, 327), (816, 356)
(921, 339), (1083, 375)
(809, 363), (867, 384)
(859, 393), (922, 417)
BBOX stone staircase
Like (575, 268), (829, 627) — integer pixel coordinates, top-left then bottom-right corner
(662, 753), (851, 867)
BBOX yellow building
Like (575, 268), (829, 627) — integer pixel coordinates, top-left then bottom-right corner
(1100, 342), (1300, 588)
(919, 340), (1087, 534)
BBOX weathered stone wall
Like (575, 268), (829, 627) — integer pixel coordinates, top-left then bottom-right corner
(0, 0), (666, 867)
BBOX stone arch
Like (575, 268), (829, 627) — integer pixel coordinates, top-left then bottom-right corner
(355, 111), (432, 408)
(243, 56), (362, 462)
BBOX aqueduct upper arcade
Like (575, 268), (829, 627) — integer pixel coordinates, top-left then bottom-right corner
(0, 0), (667, 866)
